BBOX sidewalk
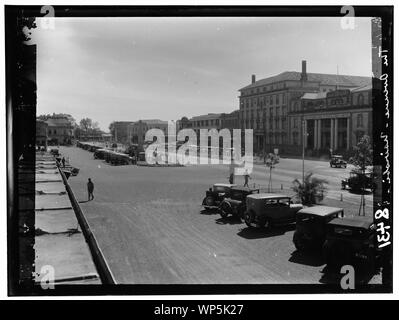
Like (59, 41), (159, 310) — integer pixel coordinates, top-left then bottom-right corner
(34, 151), (100, 285)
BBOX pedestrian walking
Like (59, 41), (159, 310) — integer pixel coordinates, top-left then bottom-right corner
(229, 173), (234, 184)
(61, 157), (66, 168)
(87, 178), (94, 201)
(243, 170), (251, 187)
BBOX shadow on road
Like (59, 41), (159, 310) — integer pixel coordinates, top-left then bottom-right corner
(215, 216), (243, 225)
(237, 224), (295, 240)
(78, 200), (90, 204)
(199, 209), (219, 215)
(345, 189), (373, 195)
(319, 265), (379, 285)
(289, 249), (325, 267)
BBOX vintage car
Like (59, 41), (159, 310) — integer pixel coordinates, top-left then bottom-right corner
(50, 148), (59, 156)
(323, 216), (377, 271)
(341, 169), (376, 192)
(293, 206), (344, 251)
(244, 194), (303, 229)
(330, 155), (347, 168)
(219, 186), (260, 219)
(202, 183), (236, 211)
(93, 148), (108, 160)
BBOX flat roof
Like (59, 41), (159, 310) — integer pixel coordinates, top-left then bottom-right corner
(298, 205), (343, 217)
(214, 183), (236, 188)
(328, 216), (374, 229)
(247, 193), (290, 200)
(230, 186), (260, 192)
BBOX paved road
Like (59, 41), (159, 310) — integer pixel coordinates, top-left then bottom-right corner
(60, 146), (378, 285)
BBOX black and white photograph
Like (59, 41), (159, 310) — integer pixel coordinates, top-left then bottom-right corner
(4, 4), (394, 299)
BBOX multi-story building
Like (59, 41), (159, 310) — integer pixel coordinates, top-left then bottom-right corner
(46, 116), (73, 145)
(128, 119), (168, 147)
(36, 119), (48, 148)
(114, 121), (135, 144)
(238, 60), (371, 155)
(288, 84), (372, 156)
(221, 110), (240, 133)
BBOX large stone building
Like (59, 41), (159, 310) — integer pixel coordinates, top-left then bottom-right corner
(36, 119), (48, 148)
(288, 84), (372, 157)
(238, 60), (371, 156)
(46, 116), (73, 145)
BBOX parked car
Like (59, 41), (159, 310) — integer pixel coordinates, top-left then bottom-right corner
(341, 169), (376, 192)
(50, 148), (59, 156)
(244, 194), (303, 229)
(330, 155), (347, 168)
(323, 215), (378, 272)
(219, 186), (260, 219)
(293, 206), (344, 251)
(202, 183), (236, 211)
(94, 148), (108, 160)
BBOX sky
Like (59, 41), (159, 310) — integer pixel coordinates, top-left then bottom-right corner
(33, 17), (372, 131)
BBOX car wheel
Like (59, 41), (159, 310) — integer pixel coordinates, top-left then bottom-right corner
(293, 232), (306, 251)
(244, 211), (255, 227)
(219, 202), (230, 218)
(204, 196), (215, 207)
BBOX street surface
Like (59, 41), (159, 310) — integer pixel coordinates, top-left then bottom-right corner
(60, 146), (378, 284)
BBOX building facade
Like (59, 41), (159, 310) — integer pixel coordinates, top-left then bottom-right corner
(128, 119), (168, 147)
(114, 121), (135, 144)
(288, 84), (372, 157)
(238, 60), (371, 155)
(36, 119), (48, 148)
(46, 116), (73, 145)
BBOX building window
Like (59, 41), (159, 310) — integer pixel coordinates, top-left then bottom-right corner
(293, 132), (299, 145)
(357, 94), (364, 105)
(293, 118), (298, 128)
(276, 95), (279, 105)
(357, 114), (363, 128)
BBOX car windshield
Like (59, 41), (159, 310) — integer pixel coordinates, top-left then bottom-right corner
(265, 198), (290, 206)
(297, 212), (339, 223)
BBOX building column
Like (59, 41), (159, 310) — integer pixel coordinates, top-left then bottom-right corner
(315, 119), (321, 150)
(346, 117), (350, 150)
(313, 119), (317, 150)
(334, 118), (338, 150)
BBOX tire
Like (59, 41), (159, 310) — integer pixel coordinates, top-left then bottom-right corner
(220, 202), (231, 218)
(204, 196), (215, 207)
(244, 210), (255, 227)
(293, 232), (306, 251)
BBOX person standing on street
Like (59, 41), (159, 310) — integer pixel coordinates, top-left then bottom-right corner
(61, 157), (66, 168)
(243, 170), (251, 187)
(87, 178), (94, 201)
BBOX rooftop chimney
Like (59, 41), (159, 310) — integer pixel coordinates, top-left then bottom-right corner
(301, 60), (307, 82)
(251, 74), (256, 84)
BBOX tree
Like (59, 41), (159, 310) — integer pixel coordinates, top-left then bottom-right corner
(79, 118), (93, 132)
(292, 172), (328, 206)
(265, 153), (279, 192)
(349, 135), (373, 215)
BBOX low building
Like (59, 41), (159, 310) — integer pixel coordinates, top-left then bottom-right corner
(46, 116), (73, 145)
(36, 119), (48, 148)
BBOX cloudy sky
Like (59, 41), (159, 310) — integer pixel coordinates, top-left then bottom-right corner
(33, 17), (372, 131)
